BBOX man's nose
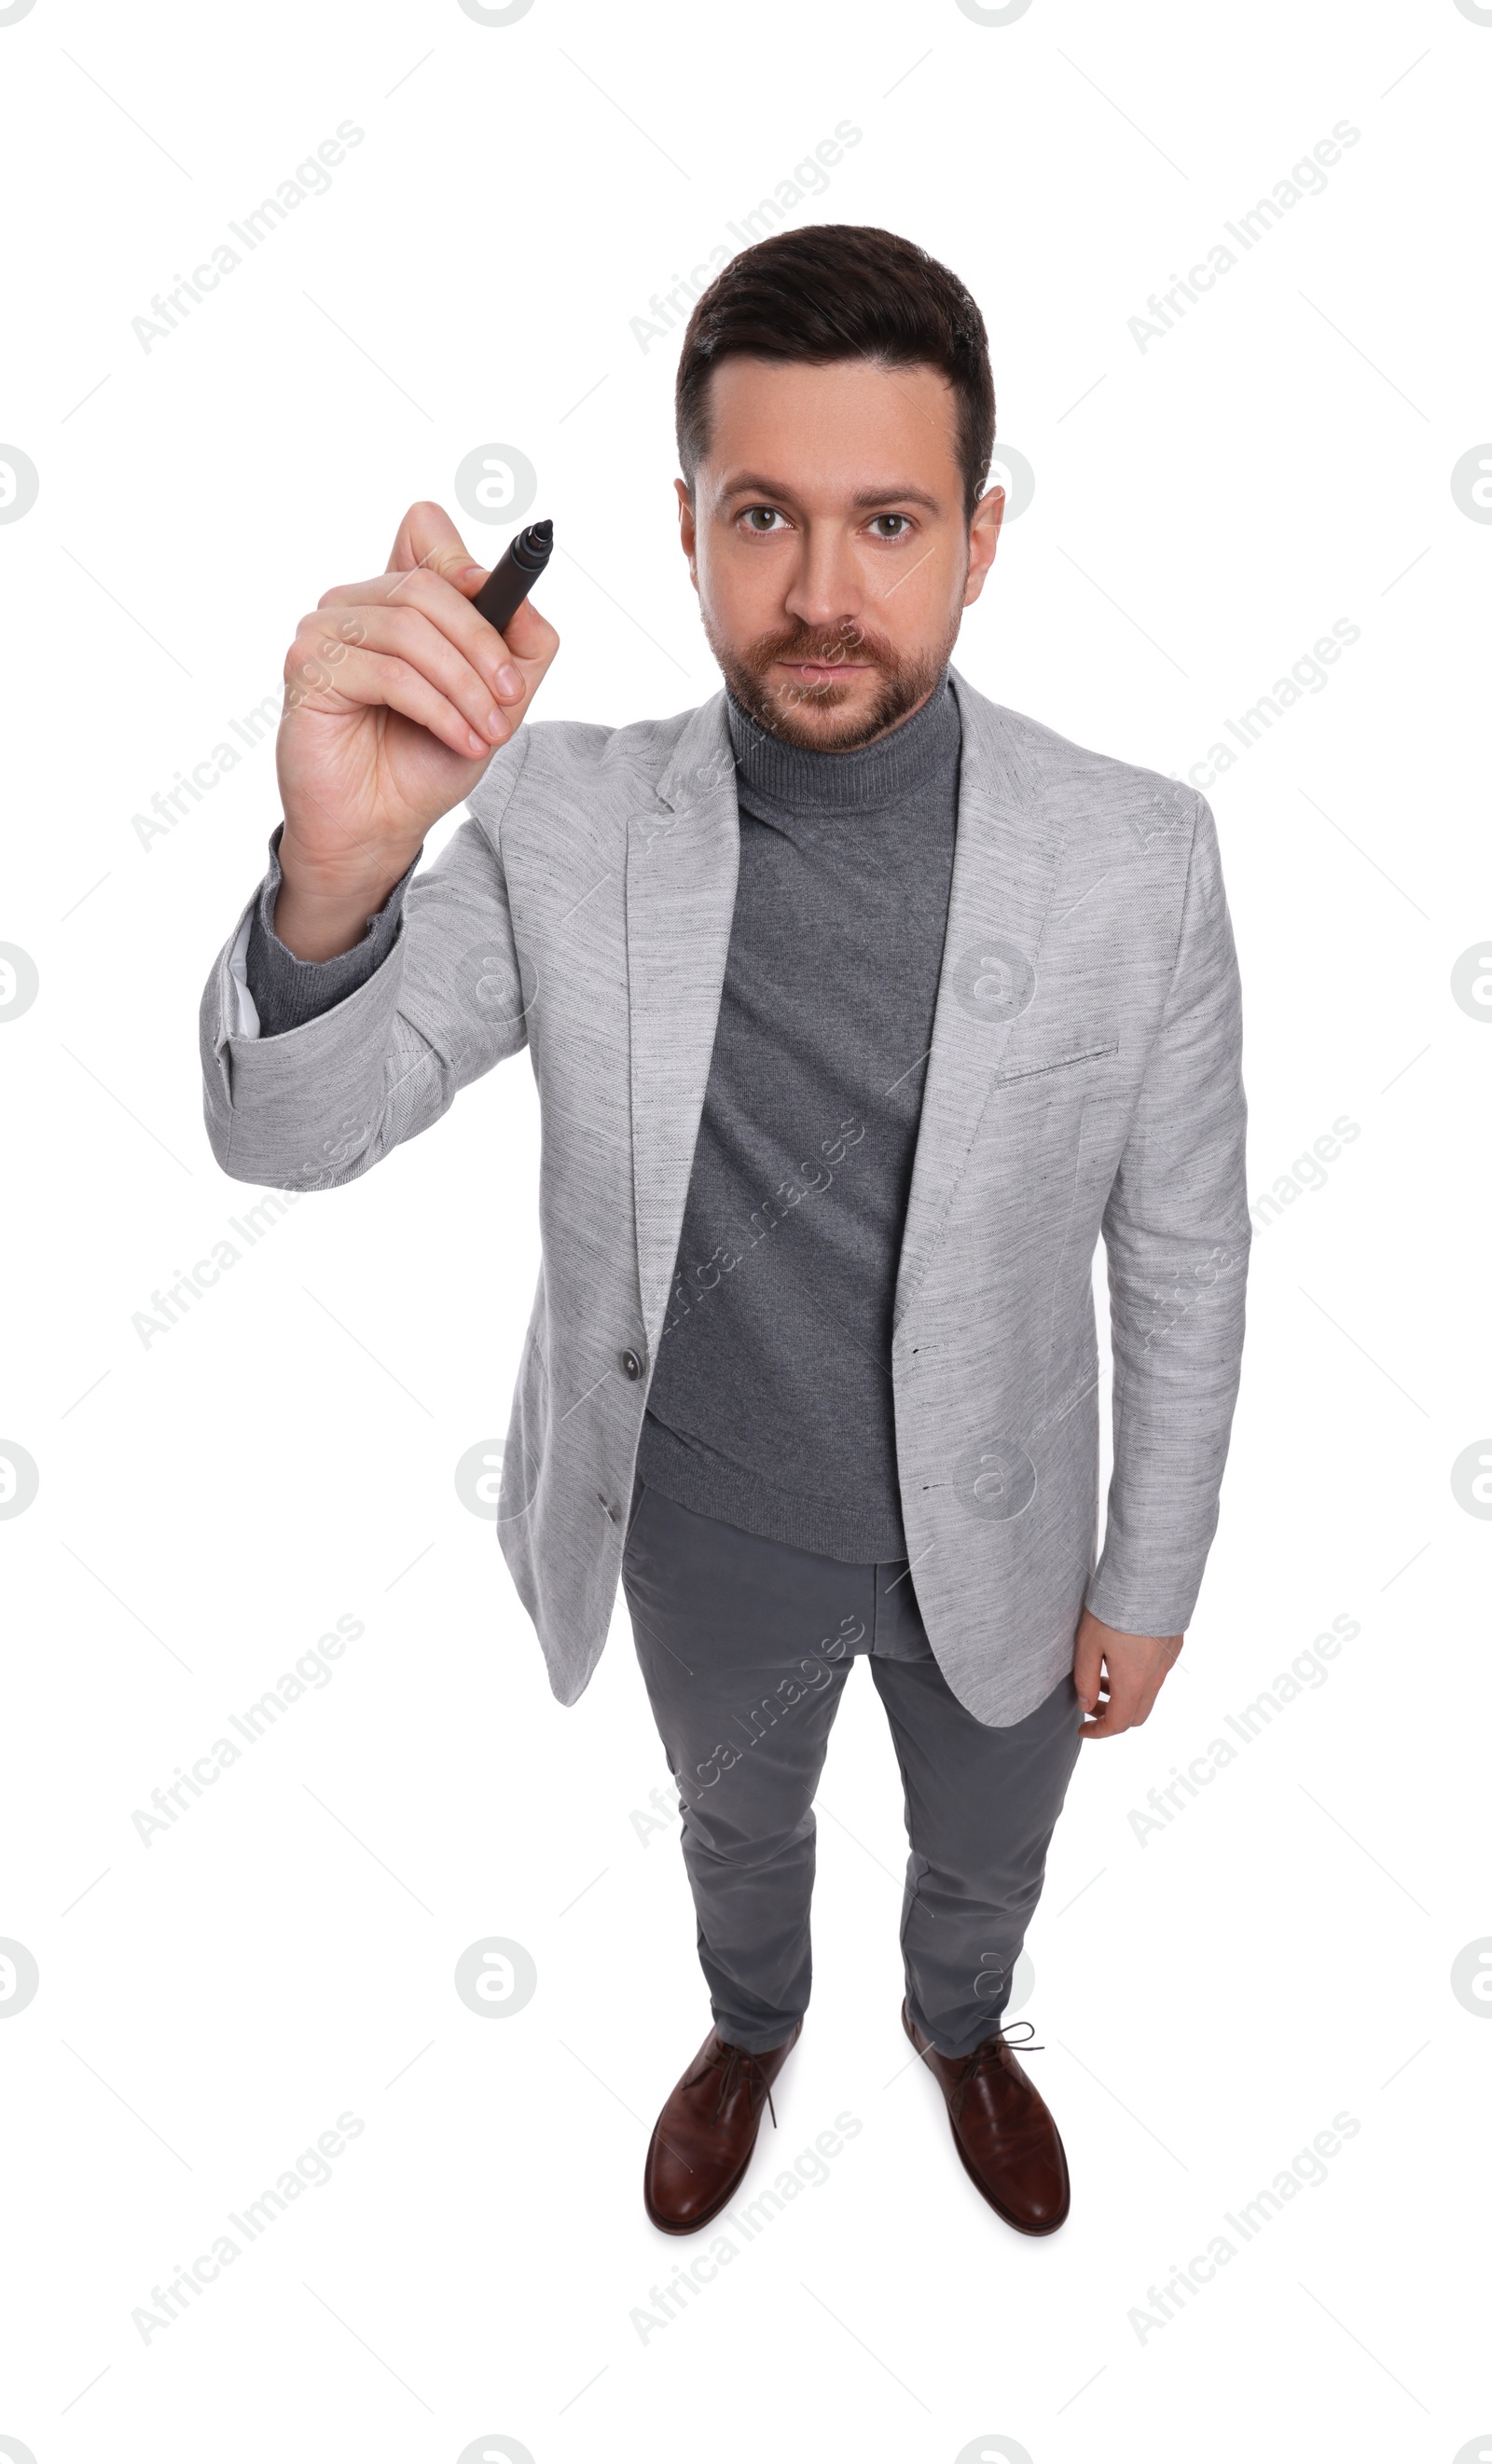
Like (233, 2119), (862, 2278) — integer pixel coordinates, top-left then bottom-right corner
(781, 530), (865, 634)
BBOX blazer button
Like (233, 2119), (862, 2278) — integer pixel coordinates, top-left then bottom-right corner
(619, 1348), (644, 1381)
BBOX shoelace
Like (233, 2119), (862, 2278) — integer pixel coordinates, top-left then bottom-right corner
(949, 2018), (1043, 2122)
(711, 2041), (779, 2130)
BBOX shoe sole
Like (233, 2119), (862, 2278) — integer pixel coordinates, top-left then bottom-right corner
(643, 2024), (802, 2237)
(901, 1999), (1070, 2237)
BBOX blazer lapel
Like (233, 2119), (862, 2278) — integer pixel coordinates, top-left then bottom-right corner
(892, 668), (1071, 1327)
(626, 690), (740, 1349)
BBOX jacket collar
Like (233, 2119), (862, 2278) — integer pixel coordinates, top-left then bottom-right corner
(652, 662), (1041, 814)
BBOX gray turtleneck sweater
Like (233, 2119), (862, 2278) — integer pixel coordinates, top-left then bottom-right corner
(638, 674), (960, 1558)
(241, 670), (961, 1562)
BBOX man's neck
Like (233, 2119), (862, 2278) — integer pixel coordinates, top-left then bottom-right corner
(724, 668), (959, 818)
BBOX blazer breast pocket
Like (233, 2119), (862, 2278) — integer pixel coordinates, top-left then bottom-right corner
(995, 1039), (1120, 1086)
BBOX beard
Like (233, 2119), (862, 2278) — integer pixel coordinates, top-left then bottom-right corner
(705, 605), (960, 753)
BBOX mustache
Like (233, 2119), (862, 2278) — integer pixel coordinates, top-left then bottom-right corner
(742, 622), (904, 676)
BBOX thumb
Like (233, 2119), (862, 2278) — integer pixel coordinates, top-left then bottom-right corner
(385, 497), (482, 584)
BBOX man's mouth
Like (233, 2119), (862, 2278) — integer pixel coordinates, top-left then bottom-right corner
(776, 658), (873, 683)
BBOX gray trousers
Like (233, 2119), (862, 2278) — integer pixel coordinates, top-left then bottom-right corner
(621, 1480), (1084, 2059)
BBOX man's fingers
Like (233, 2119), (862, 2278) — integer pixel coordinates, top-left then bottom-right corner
(315, 567), (529, 697)
(1082, 1672), (1143, 1738)
(1075, 1622), (1186, 1739)
(286, 540), (560, 774)
(1082, 1705), (1125, 1738)
(284, 639), (495, 762)
(318, 606), (516, 749)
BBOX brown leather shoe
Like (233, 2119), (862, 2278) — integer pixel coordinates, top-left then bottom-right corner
(903, 1998), (1070, 2235)
(643, 2021), (802, 2235)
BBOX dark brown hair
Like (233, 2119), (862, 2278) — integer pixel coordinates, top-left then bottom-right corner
(674, 224), (996, 524)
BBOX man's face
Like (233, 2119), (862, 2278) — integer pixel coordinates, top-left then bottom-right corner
(676, 355), (1003, 752)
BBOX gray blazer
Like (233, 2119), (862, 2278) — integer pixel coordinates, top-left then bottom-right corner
(199, 665), (1250, 1727)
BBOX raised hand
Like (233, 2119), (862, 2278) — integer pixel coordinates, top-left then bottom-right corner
(272, 500), (560, 958)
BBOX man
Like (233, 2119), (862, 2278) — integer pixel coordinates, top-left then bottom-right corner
(200, 224), (1250, 2240)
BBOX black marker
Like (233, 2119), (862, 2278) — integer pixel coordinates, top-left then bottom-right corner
(472, 517), (553, 634)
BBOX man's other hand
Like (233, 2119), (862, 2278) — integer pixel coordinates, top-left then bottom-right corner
(1072, 1611), (1183, 1739)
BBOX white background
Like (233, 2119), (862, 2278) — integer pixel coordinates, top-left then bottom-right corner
(1, 0), (1488, 2457)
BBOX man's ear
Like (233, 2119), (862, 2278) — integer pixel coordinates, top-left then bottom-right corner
(963, 482), (1005, 607)
(673, 476), (698, 588)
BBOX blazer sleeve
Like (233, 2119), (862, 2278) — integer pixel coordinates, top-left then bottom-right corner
(1085, 792), (1251, 1636)
(198, 734), (535, 1191)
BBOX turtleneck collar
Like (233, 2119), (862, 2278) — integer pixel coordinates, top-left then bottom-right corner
(724, 668), (960, 819)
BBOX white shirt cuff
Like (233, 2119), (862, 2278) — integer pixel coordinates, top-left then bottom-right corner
(228, 910), (261, 1039)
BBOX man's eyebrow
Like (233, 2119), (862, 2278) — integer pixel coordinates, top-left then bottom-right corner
(718, 472), (945, 515)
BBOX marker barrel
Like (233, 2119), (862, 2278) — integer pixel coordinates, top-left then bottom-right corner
(472, 517), (553, 633)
